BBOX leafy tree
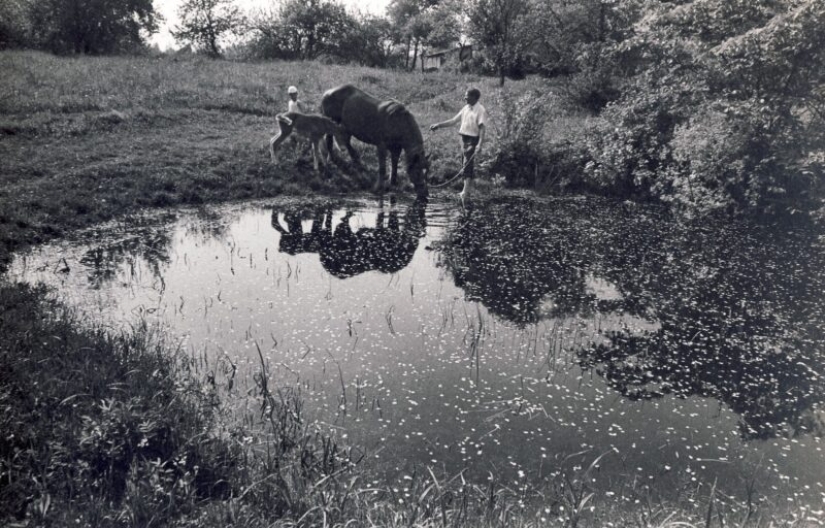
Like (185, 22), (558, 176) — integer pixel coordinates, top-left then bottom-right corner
(387, 0), (440, 69)
(247, 0), (354, 61)
(278, 0), (354, 60)
(0, 0), (30, 49)
(1, 0), (159, 54)
(466, 0), (531, 84)
(512, 0), (642, 110)
(172, 0), (245, 57)
(417, 1), (465, 70)
(335, 14), (399, 67)
(245, 6), (293, 59)
(522, 0), (642, 75)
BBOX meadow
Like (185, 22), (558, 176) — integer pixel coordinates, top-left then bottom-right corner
(1, 51), (818, 527)
(0, 50), (584, 269)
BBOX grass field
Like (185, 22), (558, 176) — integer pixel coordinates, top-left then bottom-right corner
(1, 51), (814, 527)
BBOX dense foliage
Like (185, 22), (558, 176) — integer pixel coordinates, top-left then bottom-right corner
(580, 0), (825, 216)
(0, 0), (159, 54)
(486, 0), (825, 218)
(246, 0), (387, 65)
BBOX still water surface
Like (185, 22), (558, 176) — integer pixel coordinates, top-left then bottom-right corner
(9, 194), (825, 508)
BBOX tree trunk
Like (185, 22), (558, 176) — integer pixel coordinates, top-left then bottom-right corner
(410, 39), (419, 71)
(497, 49), (506, 86)
(458, 42), (467, 61)
(209, 32), (220, 57)
(307, 29), (316, 59)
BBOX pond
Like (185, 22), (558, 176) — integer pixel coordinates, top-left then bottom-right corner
(7, 193), (825, 511)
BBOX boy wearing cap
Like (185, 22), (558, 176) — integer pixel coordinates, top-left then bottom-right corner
(287, 86), (307, 113)
(285, 86), (308, 158)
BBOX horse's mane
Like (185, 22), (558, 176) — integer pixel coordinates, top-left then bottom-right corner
(384, 101), (409, 117)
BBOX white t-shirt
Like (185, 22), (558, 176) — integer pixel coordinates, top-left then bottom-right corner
(288, 99), (305, 113)
(458, 103), (487, 137)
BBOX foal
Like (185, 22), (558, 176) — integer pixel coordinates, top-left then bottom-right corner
(270, 112), (344, 173)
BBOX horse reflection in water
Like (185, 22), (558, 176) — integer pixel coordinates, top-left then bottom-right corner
(271, 198), (427, 278)
(271, 206), (333, 256)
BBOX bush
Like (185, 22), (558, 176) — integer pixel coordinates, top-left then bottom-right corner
(487, 89), (560, 187)
(662, 105), (740, 214)
(484, 85), (591, 193)
(560, 70), (621, 114)
(667, 97), (824, 217)
(581, 70), (694, 200)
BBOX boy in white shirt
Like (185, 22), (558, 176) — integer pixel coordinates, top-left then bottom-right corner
(430, 88), (487, 203)
(286, 85), (308, 157)
(287, 85), (307, 113)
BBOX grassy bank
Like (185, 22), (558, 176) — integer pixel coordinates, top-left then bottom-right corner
(0, 282), (235, 525)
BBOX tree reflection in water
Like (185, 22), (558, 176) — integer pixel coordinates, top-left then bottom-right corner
(439, 196), (825, 441)
(76, 209), (232, 291)
(79, 229), (172, 290)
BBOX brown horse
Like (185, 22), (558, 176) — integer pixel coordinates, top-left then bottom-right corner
(321, 84), (429, 198)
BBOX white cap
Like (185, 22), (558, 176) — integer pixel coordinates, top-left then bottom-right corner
(288, 86), (298, 94)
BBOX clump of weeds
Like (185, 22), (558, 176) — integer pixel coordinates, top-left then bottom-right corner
(0, 282), (236, 526)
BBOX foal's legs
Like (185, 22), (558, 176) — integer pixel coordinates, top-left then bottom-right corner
(310, 140), (321, 173)
(389, 147), (401, 187)
(310, 137), (331, 174)
(269, 124), (293, 162)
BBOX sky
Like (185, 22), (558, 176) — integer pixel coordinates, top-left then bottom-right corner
(151, 0), (392, 50)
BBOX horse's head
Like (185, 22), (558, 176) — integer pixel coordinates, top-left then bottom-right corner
(406, 147), (430, 199)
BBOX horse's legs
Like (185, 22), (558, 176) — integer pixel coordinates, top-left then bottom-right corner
(343, 134), (361, 165)
(269, 125), (293, 162)
(324, 133), (336, 162)
(389, 148), (401, 187)
(388, 210), (399, 232)
(376, 144), (388, 193)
